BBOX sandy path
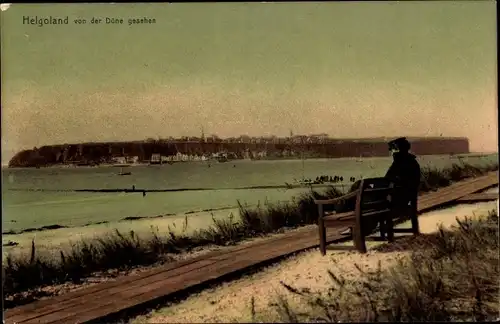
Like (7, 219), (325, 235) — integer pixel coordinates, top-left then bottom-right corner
(133, 200), (498, 323)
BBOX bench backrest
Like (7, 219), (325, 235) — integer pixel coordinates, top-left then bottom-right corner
(354, 177), (398, 235)
(314, 176), (407, 220)
(356, 177), (394, 211)
(328, 177), (396, 213)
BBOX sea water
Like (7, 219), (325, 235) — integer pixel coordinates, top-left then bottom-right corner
(2, 154), (497, 234)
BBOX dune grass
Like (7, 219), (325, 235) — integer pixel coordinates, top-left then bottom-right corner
(262, 210), (499, 322)
(3, 162), (498, 308)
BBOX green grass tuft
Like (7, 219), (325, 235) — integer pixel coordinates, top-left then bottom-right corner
(261, 210), (499, 322)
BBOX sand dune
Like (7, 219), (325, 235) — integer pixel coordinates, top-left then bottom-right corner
(134, 200), (497, 323)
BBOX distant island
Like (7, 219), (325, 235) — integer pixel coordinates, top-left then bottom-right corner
(7, 135), (470, 168)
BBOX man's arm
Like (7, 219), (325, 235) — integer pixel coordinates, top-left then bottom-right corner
(385, 161), (399, 179)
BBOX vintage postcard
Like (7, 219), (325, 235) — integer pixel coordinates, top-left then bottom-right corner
(2, 2), (498, 323)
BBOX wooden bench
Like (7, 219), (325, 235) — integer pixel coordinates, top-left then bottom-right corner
(314, 177), (419, 255)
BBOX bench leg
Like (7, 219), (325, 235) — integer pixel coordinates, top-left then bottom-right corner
(410, 203), (419, 235)
(386, 214), (394, 243)
(319, 223), (326, 256)
(353, 223), (367, 253)
(353, 191), (367, 253)
(409, 198), (420, 235)
(318, 205), (326, 256)
(379, 220), (386, 240)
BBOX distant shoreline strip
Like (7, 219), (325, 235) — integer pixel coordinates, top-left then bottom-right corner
(3, 205), (246, 236)
(7, 183), (344, 193)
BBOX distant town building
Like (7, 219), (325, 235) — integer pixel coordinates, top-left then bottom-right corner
(112, 156), (127, 164)
(150, 154), (161, 164)
(126, 156), (139, 164)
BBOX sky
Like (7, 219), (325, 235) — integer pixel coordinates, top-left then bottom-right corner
(1, 2), (497, 163)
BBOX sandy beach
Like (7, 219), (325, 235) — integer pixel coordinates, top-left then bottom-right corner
(1, 206), (242, 258)
(133, 200), (498, 323)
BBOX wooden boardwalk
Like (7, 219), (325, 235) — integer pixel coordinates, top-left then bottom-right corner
(456, 192), (498, 203)
(5, 172), (498, 324)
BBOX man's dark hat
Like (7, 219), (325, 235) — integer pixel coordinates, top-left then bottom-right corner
(388, 137), (411, 151)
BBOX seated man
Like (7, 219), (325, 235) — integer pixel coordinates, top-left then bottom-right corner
(336, 137), (421, 235)
(385, 137), (421, 215)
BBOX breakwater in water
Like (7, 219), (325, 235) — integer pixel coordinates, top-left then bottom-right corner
(7, 183), (344, 193)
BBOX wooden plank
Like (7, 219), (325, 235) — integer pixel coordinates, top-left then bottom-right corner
(324, 218), (356, 227)
(7, 224), (325, 320)
(5, 238), (280, 319)
(6, 259), (219, 324)
(207, 229), (315, 262)
(418, 173), (495, 202)
(66, 228), (348, 324)
(5, 228), (311, 322)
(456, 192), (498, 202)
(7, 226), (316, 323)
(419, 181), (495, 211)
(314, 191), (358, 205)
(4, 250), (227, 317)
(362, 208), (390, 218)
(417, 173), (498, 213)
(37, 229), (347, 324)
(323, 211), (355, 221)
(363, 199), (390, 208)
(363, 187), (392, 193)
(324, 209), (388, 228)
(422, 175), (494, 201)
(9, 227), (346, 324)
(325, 245), (357, 251)
(44, 258), (258, 324)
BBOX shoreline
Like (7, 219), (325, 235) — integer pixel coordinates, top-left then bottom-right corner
(2, 205), (240, 236)
(4, 183), (498, 237)
(5, 183), (344, 194)
(4, 152), (497, 170)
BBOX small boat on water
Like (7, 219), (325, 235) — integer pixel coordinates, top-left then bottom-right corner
(118, 167), (132, 176)
(216, 156), (228, 163)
